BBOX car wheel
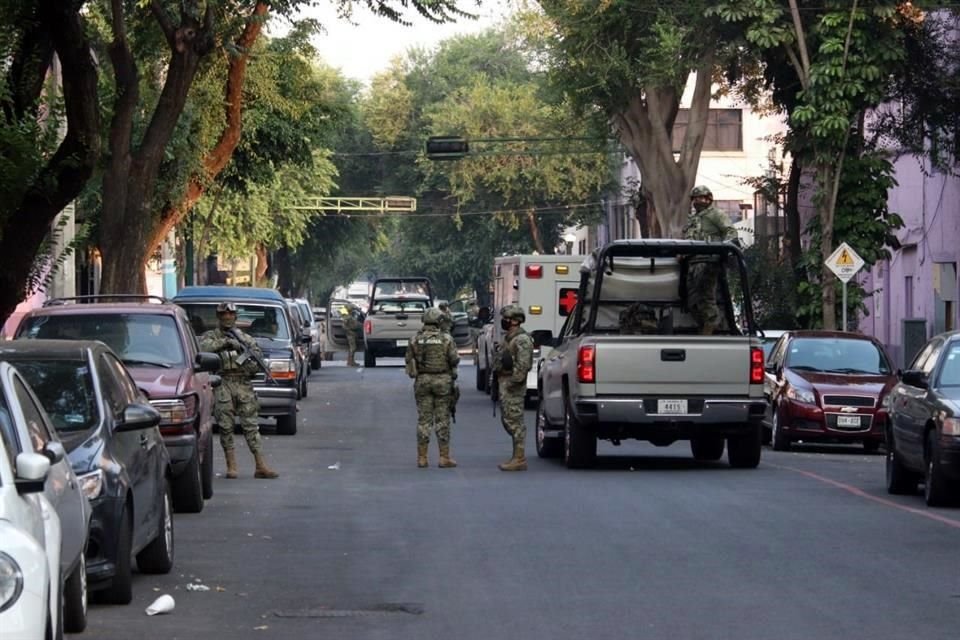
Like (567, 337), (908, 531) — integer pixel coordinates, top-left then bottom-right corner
(727, 424), (762, 469)
(363, 350), (376, 368)
(276, 410), (298, 435)
(885, 435), (917, 495)
(300, 375), (308, 398)
(171, 447), (203, 514)
(137, 481), (175, 574)
(99, 506), (133, 604)
(201, 431), (214, 500)
(62, 553), (87, 633)
(691, 436), (725, 461)
(311, 353), (322, 370)
(563, 396), (596, 469)
(475, 357), (486, 392)
(771, 408), (791, 451)
(924, 430), (954, 507)
(536, 396), (563, 459)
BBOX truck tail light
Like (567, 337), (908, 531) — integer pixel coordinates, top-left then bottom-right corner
(577, 345), (595, 383)
(364, 319), (372, 335)
(750, 347), (764, 384)
(525, 264), (543, 278)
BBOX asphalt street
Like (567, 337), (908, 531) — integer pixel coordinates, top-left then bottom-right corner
(84, 357), (960, 640)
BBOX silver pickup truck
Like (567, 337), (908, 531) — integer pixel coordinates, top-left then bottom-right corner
(536, 240), (767, 469)
(362, 278), (434, 367)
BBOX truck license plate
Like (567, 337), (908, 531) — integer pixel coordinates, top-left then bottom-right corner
(837, 415), (861, 427)
(396, 339), (409, 347)
(657, 399), (687, 414)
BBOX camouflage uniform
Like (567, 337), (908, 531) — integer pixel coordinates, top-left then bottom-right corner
(619, 303), (658, 334)
(405, 308), (460, 468)
(341, 308), (359, 366)
(683, 187), (737, 334)
(200, 302), (278, 479)
(493, 304), (534, 471)
(436, 305), (457, 418)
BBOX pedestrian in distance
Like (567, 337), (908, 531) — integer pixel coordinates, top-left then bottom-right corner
(492, 304), (534, 471)
(340, 304), (359, 367)
(405, 307), (460, 468)
(199, 302), (279, 479)
(681, 185), (738, 336)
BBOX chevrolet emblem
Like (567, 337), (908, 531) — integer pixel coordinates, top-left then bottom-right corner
(840, 406), (858, 413)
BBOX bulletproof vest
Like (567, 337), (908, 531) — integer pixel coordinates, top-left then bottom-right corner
(414, 327), (450, 374)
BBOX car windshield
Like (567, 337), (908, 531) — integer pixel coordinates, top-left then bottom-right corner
(786, 338), (891, 375)
(182, 303), (291, 340)
(938, 344), (960, 387)
(18, 313), (185, 368)
(10, 359), (99, 432)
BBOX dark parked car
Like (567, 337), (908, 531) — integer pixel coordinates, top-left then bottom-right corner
(885, 330), (960, 506)
(172, 286), (301, 435)
(2, 340), (174, 605)
(763, 331), (897, 451)
(15, 296), (221, 513)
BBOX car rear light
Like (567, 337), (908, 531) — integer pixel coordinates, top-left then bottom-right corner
(577, 345), (595, 383)
(525, 264), (543, 278)
(364, 319), (372, 335)
(268, 358), (297, 380)
(750, 347), (764, 384)
(151, 396), (198, 426)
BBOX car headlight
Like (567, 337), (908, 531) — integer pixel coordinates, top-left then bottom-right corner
(78, 469), (104, 500)
(943, 417), (960, 436)
(265, 358), (296, 380)
(0, 552), (24, 614)
(787, 387), (817, 406)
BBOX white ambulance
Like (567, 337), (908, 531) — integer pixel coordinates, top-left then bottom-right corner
(476, 254), (583, 401)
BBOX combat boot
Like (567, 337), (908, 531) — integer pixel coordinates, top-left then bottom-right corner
(224, 448), (239, 479)
(253, 452), (279, 479)
(498, 442), (527, 472)
(438, 443), (457, 468)
(417, 443), (429, 468)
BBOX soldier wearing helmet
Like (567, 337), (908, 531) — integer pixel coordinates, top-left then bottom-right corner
(492, 304), (534, 471)
(404, 306), (460, 468)
(199, 301), (279, 479)
(339, 304), (360, 367)
(682, 185), (738, 335)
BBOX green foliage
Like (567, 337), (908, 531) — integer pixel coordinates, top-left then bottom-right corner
(741, 243), (799, 330)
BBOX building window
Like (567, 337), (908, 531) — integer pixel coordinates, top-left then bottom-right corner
(673, 108), (743, 152)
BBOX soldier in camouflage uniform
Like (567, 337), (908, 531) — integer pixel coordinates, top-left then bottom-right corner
(405, 307), (460, 468)
(200, 302), (279, 479)
(340, 305), (359, 366)
(436, 302), (459, 419)
(682, 185), (738, 335)
(493, 304), (534, 471)
(619, 302), (659, 335)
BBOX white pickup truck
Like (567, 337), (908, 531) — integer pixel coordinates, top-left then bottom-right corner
(535, 240), (767, 469)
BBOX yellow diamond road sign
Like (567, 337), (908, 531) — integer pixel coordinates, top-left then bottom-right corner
(825, 242), (865, 283)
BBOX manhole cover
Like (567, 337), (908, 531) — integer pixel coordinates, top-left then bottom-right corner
(273, 603), (425, 618)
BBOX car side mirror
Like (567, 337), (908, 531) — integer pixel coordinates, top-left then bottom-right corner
(117, 402), (161, 432)
(901, 369), (928, 389)
(15, 452), (51, 494)
(42, 441), (66, 465)
(195, 351), (220, 373)
(530, 329), (555, 348)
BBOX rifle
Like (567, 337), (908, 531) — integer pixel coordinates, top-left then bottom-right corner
(227, 329), (277, 386)
(450, 381), (460, 423)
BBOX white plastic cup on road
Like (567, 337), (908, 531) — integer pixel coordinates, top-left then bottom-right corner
(145, 594), (175, 616)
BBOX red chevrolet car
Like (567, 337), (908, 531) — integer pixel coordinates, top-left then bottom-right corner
(763, 331), (897, 452)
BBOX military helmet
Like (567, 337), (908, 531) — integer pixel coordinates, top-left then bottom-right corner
(216, 302), (237, 314)
(423, 308), (444, 326)
(690, 185), (713, 198)
(500, 304), (526, 323)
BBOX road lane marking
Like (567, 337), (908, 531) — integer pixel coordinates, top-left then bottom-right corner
(769, 463), (960, 529)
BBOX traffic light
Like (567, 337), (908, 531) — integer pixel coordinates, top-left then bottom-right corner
(426, 136), (469, 160)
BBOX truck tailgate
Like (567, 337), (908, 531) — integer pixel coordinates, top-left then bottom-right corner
(594, 336), (753, 396)
(368, 315), (423, 340)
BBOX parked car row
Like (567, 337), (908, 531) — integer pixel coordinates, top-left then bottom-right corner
(761, 328), (960, 508)
(0, 285), (338, 638)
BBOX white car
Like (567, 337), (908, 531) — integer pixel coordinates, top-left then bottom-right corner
(0, 361), (91, 639)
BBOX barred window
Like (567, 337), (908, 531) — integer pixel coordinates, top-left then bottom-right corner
(673, 109), (743, 152)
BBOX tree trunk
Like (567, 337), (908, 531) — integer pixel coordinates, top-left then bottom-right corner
(0, 1), (100, 322)
(818, 162), (837, 330)
(526, 210), (545, 253)
(148, 2), (269, 254)
(275, 247), (293, 296)
(98, 1), (215, 294)
(785, 157), (803, 273)
(612, 54), (714, 238)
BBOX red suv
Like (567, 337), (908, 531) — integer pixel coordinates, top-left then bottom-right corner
(14, 295), (220, 513)
(763, 330), (897, 452)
